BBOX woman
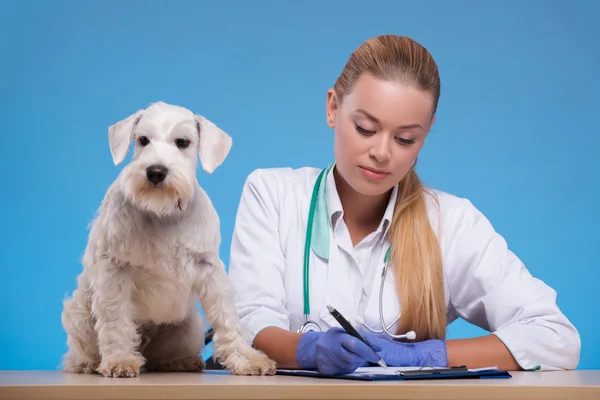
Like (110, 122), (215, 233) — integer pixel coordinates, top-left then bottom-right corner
(227, 35), (580, 375)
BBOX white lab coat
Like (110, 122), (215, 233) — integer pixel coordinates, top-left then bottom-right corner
(227, 166), (581, 371)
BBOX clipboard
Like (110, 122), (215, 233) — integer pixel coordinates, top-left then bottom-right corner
(276, 365), (512, 381)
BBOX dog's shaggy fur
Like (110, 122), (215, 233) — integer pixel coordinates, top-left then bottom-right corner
(61, 102), (276, 377)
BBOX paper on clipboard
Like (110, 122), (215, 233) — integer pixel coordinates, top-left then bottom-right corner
(275, 364), (510, 381)
(351, 365), (499, 376)
(352, 366), (429, 376)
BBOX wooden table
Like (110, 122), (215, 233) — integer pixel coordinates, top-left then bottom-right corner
(1, 370), (599, 400)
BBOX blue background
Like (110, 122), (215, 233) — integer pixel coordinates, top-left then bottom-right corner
(1, 0), (598, 370)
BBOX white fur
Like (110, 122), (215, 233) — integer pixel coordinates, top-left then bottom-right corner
(61, 101), (276, 377)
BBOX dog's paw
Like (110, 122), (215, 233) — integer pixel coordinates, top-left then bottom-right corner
(64, 361), (99, 374)
(146, 355), (205, 372)
(97, 357), (144, 378)
(225, 347), (276, 376)
(61, 350), (101, 375)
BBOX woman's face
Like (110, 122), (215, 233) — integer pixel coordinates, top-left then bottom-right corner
(326, 73), (436, 197)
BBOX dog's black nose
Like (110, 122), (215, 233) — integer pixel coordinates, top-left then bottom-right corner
(146, 165), (168, 184)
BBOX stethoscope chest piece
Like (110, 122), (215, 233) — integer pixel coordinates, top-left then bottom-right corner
(298, 319), (321, 333)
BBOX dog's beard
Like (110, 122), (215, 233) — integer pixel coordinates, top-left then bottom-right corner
(121, 165), (195, 218)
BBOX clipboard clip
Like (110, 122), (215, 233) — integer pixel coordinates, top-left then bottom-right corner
(397, 365), (469, 376)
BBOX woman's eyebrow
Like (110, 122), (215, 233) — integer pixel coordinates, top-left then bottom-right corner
(355, 109), (423, 130)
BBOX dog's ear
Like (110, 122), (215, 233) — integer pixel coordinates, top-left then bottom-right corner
(194, 115), (232, 174)
(108, 110), (143, 166)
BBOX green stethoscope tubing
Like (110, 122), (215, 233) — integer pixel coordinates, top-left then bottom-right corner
(303, 167), (325, 316)
(302, 165), (391, 318)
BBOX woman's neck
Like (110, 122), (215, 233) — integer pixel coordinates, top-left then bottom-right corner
(333, 167), (391, 245)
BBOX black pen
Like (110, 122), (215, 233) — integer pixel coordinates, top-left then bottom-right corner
(327, 305), (388, 369)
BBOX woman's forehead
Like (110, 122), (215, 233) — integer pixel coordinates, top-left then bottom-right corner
(343, 74), (434, 125)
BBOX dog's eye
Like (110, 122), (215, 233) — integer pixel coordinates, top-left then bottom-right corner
(139, 136), (150, 146)
(175, 138), (190, 149)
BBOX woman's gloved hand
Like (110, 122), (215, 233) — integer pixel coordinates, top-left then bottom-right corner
(296, 327), (383, 375)
(361, 331), (448, 367)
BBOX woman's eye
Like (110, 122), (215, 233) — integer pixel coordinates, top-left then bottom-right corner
(395, 137), (416, 145)
(175, 138), (190, 149)
(355, 123), (375, 135)
(139, 136), (150, 146)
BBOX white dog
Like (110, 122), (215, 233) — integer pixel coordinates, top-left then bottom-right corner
(61, 101), (276, 377)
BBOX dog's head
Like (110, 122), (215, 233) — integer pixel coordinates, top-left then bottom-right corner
(107, 101), (232, 217)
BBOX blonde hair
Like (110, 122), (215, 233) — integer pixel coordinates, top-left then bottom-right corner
(333, 35), (445, 341)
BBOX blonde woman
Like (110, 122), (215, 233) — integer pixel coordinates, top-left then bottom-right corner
(227, 35), (580, 376)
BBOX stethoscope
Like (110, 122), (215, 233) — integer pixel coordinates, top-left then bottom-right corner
(298, 164), (416, 340)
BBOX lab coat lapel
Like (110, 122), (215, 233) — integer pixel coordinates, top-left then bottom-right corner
(310, 163), (333, 260)
(310, 163), (358, 329)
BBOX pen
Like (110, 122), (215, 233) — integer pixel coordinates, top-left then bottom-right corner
(326, 305), (388, 369)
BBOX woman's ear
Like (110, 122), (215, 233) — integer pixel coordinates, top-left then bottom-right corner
(325, 89), (339, 128)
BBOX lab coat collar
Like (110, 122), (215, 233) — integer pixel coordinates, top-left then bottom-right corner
(311, 162), (398, 260)
(381, 181), (398, 235)
(310, 163), (334, 260)
(325, 164), (344, 229)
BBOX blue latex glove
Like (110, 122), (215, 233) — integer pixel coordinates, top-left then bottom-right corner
(361, 331), (448, 367)
(296, 327), (383, 375)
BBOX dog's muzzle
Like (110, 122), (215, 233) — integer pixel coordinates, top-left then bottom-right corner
(146, 165), (168, 184)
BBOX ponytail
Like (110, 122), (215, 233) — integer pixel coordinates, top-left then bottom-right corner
(388, 165), (445, 341)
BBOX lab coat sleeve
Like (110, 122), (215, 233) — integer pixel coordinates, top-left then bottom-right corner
(444, 198), (581, 371)
(227, 169), (290, 344)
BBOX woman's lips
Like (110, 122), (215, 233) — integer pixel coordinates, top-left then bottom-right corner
(359, 166), (390, 180)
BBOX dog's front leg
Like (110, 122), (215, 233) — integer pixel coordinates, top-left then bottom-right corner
(92, 259), (145, 377)
(195, 254), (276, 376)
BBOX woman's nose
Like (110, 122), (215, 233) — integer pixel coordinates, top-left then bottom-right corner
(369, 137), (391, 161)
